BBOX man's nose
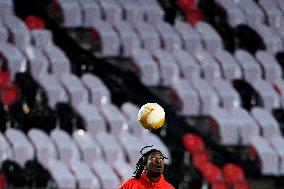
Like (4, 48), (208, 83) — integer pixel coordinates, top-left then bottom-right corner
(156, 158), (162, 164)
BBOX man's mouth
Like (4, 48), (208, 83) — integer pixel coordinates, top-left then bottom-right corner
(155, 165), (163, 170)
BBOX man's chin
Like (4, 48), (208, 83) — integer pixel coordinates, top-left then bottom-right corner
(151, 171), (163, 177)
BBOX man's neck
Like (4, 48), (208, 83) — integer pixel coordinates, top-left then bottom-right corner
(147, 172), (162, 183)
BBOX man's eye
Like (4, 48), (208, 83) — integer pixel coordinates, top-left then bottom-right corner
(152, 157), (164, 160)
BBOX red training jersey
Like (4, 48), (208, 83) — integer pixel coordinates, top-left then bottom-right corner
(119, 172), (175, 189)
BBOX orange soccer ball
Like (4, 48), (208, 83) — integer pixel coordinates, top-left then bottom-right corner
(137, 103), (165, 130)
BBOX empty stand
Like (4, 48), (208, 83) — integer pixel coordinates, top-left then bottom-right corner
(51, 0), (82, 27)
(75, 103), (107, 136)
(111, 159), (133, 182)
(190, 78), (219, 115)
(211, 78), (240, 111)
(213, 49), (242, 80)
(132, 21), (161, 51)
(150, 49), (180, 87)
(90, 21), (120, 57)
(0, 21), (8, 43)
(60, 73), (88, 107)
(209, 107), (239, 145)
(99, 103), (129, 134)
(116, 131), (145, 166)
(255, 51), (282, 82)
(137, 0), (164, 24)
(269, 136), (284, 174)
(193, 50), (221, 81)
(113, 20), (141, 57)
(96, 0), (122, 24)
(195, 22), (223, 54)
(5, 128), (34, 167)
(21, 45), (48, 79)
(0, 0), (13, 17)
(174, 20), (203, 53)
(68, 159), (101, 189)
(253, 24), (283, 53)
(5, 0), (284, 188)
(91, 159), (120, 189)
(121, 102), (146, 137)
(38, 74), (68, 109)
(215, 0), (246, 26)
(2, 16), (31, 48)
(50, 129), (80, 164)
(73, 130), (103, 166)
(76, 0), (101, 27)
(117, 0), (144, 24)
(27, 128), (57, 167)
(248, 79), (280, 110)
(152, 21), (182, 52)
(81, 73), (111, 106)
(131, 49), (160, 86)
(251, 107), (281, 139)
(234, 50), (262, 83)
(238, 0), (265, 28)
(172, 49), (201, 82)
(0, 133), (13, 165)
(0, 43), (27, 79)
(43, 45), (71, 78)
(231, 107), (260, 145)
(95, 131), (125, 163)
(249, 136), (279, 175)
(47, 159), (76, 188)
(171, 79), (200, 116)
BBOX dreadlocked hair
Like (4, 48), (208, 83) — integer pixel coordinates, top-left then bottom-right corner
(132, 145), (168, 179)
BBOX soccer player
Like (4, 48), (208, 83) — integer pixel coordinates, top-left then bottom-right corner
(119, 146), (175, 189)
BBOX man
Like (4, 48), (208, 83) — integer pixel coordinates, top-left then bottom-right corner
(119, 146), (175, 189)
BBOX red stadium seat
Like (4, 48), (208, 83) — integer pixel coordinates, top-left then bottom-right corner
(211, 180), (229, 189)
(223, 163), (245, 183)
(233, 181), (250, 189)
(178, 0), (198, 11)
(192, 150), (210, 170)
(0, 72), (11, 87)
(199, 162), (223, 182)
(183, 133), (205, 154)
(0, 84), (19, 106)
(0, 171), (5, 189)
(186, 9), (203, 26)
(25, 16), (46, 30)
(178, 0), (190, 11)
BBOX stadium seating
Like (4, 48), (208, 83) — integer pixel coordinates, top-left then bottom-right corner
(1, 0), (284, 188)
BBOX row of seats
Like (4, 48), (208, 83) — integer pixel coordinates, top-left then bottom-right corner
(215, 0), (284, 53)
(0, 124), (170, 188)
(0, 16), (54, 80)
(48, 0), (224, 58)
(0, 1), (174, 188)
(132, 47), (284, 112)
(210, 106), (282, 145)
(45, 0), (284, 118)
(173, 0), (284, 181)
(183, 133), (250, 189)
(7, 0), (284, 187)
(49, 0), (284, 147)
(50, 0), (164, 27)
(249, 135), (284, 175)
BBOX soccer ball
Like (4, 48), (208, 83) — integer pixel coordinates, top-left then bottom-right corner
(138, 103), (165, 130)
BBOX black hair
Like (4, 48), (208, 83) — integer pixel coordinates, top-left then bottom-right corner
(133, 145), (168, 178)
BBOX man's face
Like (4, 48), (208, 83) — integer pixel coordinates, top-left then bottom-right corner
(146, 152), (165, 174)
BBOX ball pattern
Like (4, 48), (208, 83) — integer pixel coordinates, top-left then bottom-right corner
(138, 103), (165, 130)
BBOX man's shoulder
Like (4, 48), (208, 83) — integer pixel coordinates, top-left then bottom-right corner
(164, 181), (175, 189)
(119, 177), (139, 188)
